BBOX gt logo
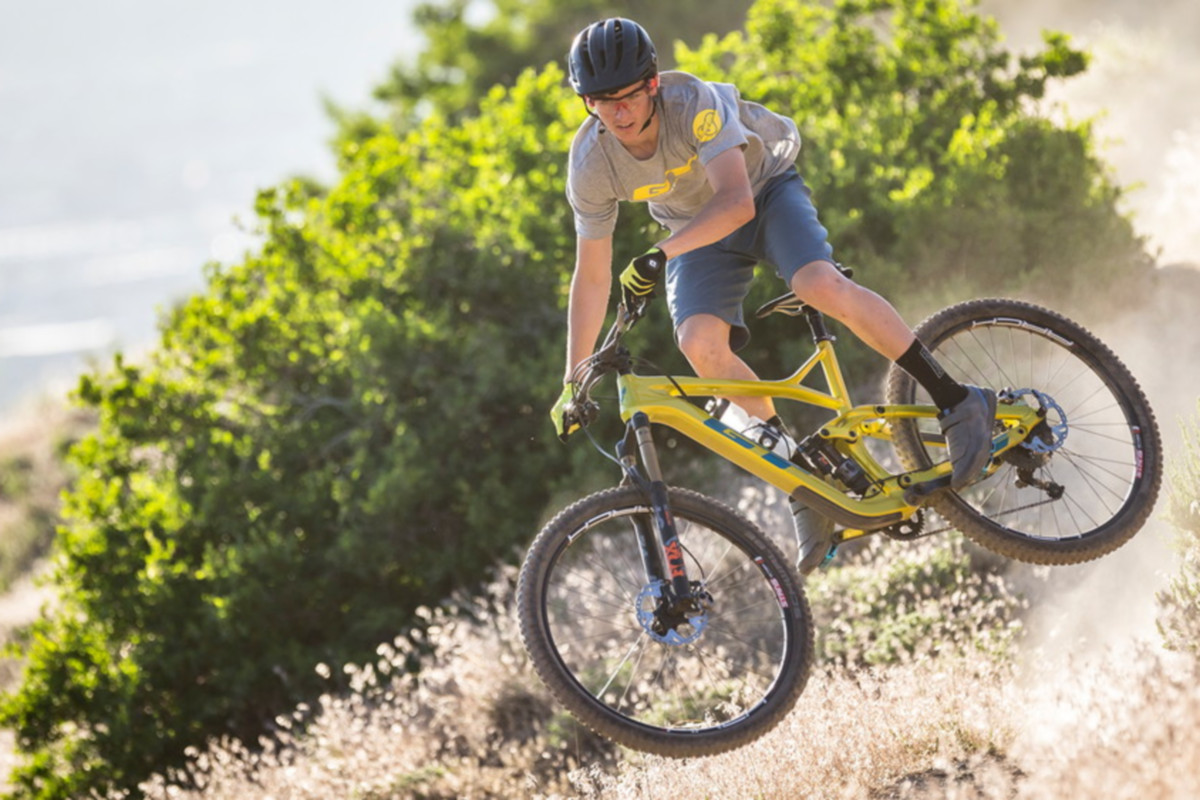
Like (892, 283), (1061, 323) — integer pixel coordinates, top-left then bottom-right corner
(632, 155), (699, 201)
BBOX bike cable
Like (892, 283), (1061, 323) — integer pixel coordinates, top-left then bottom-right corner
(631, 357), (693, 402)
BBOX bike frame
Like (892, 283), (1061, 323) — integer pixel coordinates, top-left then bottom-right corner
(615, 333), (1044, 541)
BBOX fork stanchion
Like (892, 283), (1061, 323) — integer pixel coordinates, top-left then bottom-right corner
(631, 412), (694, 604)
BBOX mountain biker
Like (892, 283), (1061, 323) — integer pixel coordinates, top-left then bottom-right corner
(550, 17), (996, 573)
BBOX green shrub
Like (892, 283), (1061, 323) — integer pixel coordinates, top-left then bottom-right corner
(677, 0), (1149, 386)
(807, 535), (1025, 668)
(360, 0), (755, 131)
(727, 475), (1024, 668)
(0, 67), (617, 800)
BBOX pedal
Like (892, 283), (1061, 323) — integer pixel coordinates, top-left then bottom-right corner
(902, 475), (952, 506)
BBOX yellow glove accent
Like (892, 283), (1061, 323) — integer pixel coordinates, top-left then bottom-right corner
(550, 384), (579, 442)
(619, 247), (667, 308)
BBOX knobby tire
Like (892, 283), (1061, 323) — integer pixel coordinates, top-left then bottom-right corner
(885, 298), (1161, 565)
(518, 486), (814, 757)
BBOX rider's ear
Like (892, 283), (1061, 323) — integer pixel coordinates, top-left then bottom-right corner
(649, 76), (660, 96)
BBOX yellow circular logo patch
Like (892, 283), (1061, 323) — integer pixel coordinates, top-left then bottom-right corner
(692, 109), (723, 143)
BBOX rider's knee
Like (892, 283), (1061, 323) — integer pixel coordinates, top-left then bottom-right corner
(677, 316), (733, 372)
(791, 260), (855, 310)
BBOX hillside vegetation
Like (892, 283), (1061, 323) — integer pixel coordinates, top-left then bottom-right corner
(133, 464), (1200, 799)
(139, 423), (1200, 798)
(0, 1), (1169, 797)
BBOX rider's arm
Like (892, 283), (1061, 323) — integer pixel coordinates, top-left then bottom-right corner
(657, 147), (755, 260)
(565, 234), (613, 382)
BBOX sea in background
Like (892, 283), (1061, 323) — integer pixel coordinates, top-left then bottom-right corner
(0, 0), (420, 417)
(1, 0), (1198, 421)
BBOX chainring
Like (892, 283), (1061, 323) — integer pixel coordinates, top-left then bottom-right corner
(883, 508), (926, 541)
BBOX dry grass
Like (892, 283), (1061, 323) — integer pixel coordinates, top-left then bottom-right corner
(125, 469), (1198, 799)
(136, 569), (610, 800)
(571, 655), (1022, 800)
(1009, 645), (1200, 800)
(0, 399), (92, 595)
(0, 425), (1171, 799)
(133, 544), (1200, 800)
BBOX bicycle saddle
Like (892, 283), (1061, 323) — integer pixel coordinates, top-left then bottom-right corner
(754, 293), (809, 318)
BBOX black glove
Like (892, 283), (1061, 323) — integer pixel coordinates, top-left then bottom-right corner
(619, 247), (667, 311)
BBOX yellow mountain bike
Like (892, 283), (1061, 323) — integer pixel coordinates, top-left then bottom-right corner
(517, 289), (1161, 757)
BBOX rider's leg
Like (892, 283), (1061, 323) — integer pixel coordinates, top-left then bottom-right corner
(677, 313), (776, 422)
(789, 260), (996, 489)
(788, 259), (921, 361)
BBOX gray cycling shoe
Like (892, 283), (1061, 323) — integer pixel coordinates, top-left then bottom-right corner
(790, 498), (836, 575)
(939, 385), (998, 490)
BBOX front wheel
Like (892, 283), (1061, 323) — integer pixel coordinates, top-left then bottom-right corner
(517, 486), (814, 757)
(885, 298), (1161, 565)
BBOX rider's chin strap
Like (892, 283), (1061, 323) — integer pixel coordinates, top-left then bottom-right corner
(638, 97), (658, 133)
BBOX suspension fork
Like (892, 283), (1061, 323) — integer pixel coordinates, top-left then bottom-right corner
(619, 412), (694, 603)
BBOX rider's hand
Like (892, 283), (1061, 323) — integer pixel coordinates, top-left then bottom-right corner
(619, 247), (667, 311)
(550, 384), (580, 442)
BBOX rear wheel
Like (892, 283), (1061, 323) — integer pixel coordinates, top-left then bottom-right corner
(517, 486), (813, 757)
(885, 298), (1161, 565)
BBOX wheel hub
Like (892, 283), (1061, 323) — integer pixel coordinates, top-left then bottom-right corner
(1003, 388), (1068, 454)
(636, 581), (711, 646)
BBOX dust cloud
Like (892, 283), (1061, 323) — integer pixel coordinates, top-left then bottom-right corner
(982, 0), (1200, 266)
(978, 1), (1200, 669)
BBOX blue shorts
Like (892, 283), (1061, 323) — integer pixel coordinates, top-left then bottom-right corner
(665, 168), (834, 352)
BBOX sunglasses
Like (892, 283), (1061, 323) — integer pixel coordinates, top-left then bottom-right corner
(585, 79), (653, 110)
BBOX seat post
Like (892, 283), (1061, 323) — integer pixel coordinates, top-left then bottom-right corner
(804, 307), (835, 345)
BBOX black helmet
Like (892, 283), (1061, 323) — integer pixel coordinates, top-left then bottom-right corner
(567, 18), (658, 97)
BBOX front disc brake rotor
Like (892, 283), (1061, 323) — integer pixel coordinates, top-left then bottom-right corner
(636, 581), (708, 646)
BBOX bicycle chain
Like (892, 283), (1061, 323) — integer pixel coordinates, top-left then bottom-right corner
(913, 495), (1063, 539)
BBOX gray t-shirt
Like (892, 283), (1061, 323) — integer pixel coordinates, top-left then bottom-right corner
(567, 71), (801, 239)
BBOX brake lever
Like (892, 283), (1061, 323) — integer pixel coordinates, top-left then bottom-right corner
(573, 398), (601, 428)
(561, 396), (601, 440)
(618, 299), (647, 330)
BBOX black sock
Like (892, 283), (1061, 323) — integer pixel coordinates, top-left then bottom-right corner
(895, 339), (968, 411)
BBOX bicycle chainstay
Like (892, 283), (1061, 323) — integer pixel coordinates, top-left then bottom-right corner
(900, 494), (1064, 540)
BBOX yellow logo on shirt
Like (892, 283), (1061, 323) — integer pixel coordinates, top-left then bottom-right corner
(632, 155), (699, 201)
(693, 109), (722, 143)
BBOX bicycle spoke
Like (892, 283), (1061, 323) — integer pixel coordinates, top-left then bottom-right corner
(593, 633), (648, 700)
(907, 307), (1157, 546)
(552, 567), (635, 612)
(541, 498), (795, 733)
(613, 636), (652, 715)
(701, 626), (793, 678)
(1059, 448), (1136, 490)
